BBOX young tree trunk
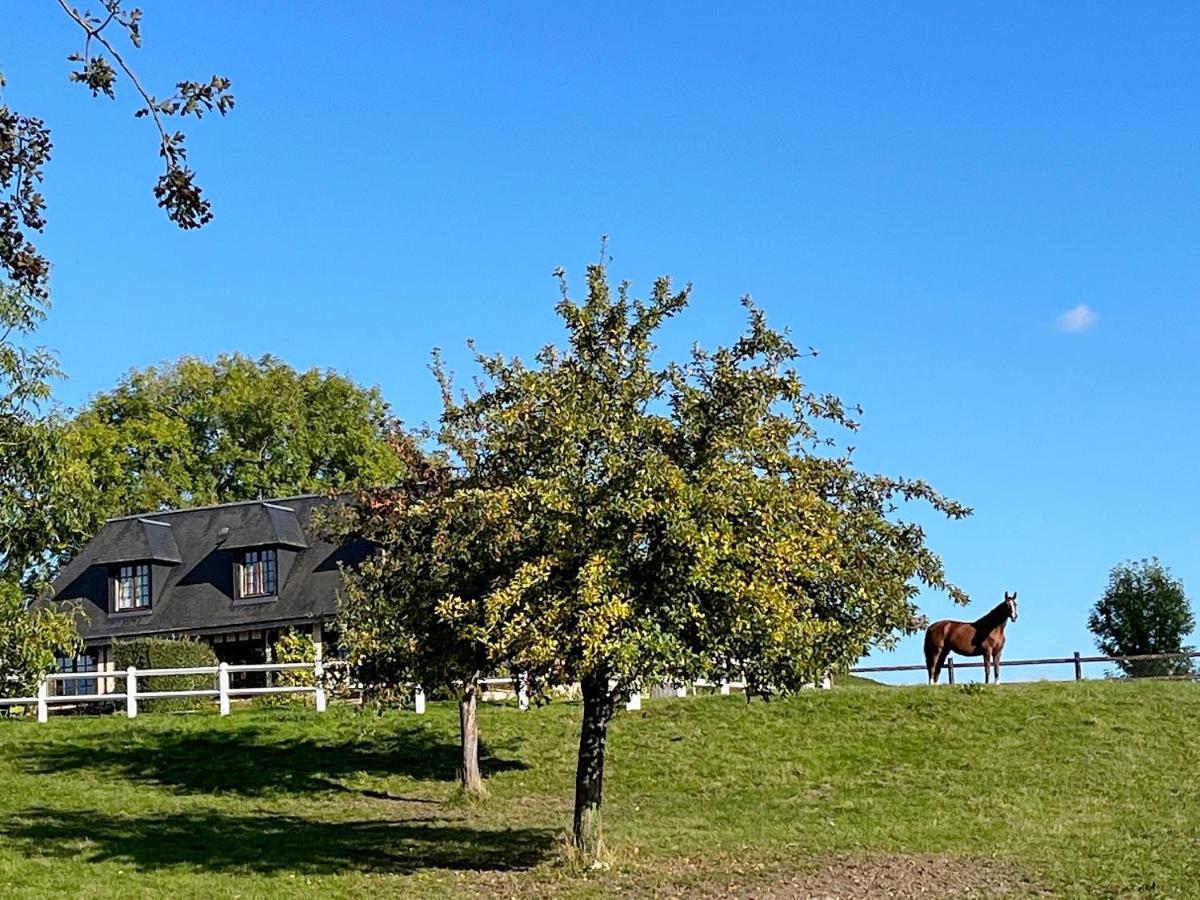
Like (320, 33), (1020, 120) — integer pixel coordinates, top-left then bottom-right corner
(572, 670), (616, 857)
(459, 673), (484, 796)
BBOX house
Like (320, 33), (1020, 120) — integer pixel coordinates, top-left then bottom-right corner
(46, 494), (367, 695)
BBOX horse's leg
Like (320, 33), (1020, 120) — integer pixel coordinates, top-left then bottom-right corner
(933, 646), (951, 685)
(994, 649), (1001, 683)
(925, 633), (939, 684)
(982, 649), (991, 685)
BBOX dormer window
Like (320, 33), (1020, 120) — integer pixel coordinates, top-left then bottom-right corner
(114, 563), (151, 611)
(239, 549), (278, 598)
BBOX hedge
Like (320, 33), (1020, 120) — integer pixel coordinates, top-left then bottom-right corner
(112, 638), (218, 713)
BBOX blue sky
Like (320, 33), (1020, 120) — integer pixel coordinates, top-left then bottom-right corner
(5, 3), (1198, 677)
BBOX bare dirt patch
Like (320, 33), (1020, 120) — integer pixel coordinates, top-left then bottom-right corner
(699, 853), (1049, 899)
(469, 851), (1050, 899)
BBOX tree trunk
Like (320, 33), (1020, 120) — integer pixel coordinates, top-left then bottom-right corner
(459, 673), (484, 796)
(572, 671), (616, 857)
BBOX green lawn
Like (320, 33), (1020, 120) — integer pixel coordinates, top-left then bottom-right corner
(0, 680), (1196, 898)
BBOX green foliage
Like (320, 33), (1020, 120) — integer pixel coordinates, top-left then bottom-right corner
(1088, 558), (1195, 677)
(0, 580), (81, 699)
(28, 352), (415, 583)
(331, 451), (510, 702)
(0, 285), (90, 589)
(257, 628), (317, 708)
(112, 638), (217, 712)
(423, 260), (968, 699)
(338, 252), (970, 850)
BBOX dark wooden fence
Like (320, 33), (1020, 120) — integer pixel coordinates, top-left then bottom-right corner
(850, 650), (1200, 684)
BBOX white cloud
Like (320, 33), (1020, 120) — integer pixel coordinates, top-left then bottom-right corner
(1056, 303), (1099, 333)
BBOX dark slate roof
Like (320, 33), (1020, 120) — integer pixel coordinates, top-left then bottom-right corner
(95, 517), (183, 565)
(221, 501), (308, 551)
(48, 494), (369, 643)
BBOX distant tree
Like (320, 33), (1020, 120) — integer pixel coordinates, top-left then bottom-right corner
(6, 353), (413, 585)
(343, 254), (970, 856)
(2, 1), (233, 300)
(1088, 558), (1195, 677)
(0, 579), (81, 700)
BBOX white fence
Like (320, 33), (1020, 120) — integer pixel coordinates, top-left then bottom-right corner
(0, 661), (328, 723)
(0, 665), (830, 724)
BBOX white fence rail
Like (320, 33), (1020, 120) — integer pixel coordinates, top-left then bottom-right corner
(0, 661), (328, 723)
(0, 663), (829, 724)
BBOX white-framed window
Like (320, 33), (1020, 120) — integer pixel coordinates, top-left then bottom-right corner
(240, 549), (278, 598)
(114, 563), (151, 611)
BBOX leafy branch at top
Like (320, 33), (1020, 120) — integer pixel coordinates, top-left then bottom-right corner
(0, 2), (233, 299)
(58, 0), (234, 230)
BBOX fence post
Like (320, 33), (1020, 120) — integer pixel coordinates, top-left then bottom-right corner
(218, 663), (230, 716)
(126, 667), (138, 719)
(626, 688), (641, 711)
(719, 680), (730, 696)
(517, 672), (529, 711)
(822, 671), (832, 690)
(313, 660), (327, 713)
(413, 685), (426, 715)
(36, 677), (48, 724)
(675, 684), (688, 698)
(947, 658), (956, 685)
(1073, 651), (1082, 682)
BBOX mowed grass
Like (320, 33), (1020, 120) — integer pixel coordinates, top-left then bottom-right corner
(0, 680), (1197, 898)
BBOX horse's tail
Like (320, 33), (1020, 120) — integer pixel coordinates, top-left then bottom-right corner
(923, 624), (941, 671)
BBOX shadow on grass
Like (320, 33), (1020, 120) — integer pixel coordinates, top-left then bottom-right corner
(1, 808), (555, 875)
(22, 723), (528, 798)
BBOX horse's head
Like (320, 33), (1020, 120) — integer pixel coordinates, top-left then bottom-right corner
(1004, 591), (1018, 622)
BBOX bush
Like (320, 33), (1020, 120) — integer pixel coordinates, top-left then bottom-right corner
(112, 638), (218, 713)
(254, 628), (316, 708)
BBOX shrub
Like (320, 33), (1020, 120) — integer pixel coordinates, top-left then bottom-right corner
(254, 628), (316, 708)
(112, 638), (218, 713)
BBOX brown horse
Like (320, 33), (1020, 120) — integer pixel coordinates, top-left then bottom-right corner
(924, 592), (1018, 685)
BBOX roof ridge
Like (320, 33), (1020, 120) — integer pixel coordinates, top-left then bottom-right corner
(105, 493), (326, 523)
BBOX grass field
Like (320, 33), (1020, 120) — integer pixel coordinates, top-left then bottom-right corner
(0, 680), (1196, 898)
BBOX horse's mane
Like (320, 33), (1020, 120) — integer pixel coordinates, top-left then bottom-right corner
(972, 599), (1010, 630)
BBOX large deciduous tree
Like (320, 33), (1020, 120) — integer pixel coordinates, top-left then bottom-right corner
(1088, 558), (1195, 677)
(6, 353), (412, 586)
(343, 256), (970, 855)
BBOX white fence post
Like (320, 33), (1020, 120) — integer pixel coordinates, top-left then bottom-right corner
(719, 680), (730, 696)
(822, 671), (832, 690)
(313, 660), (327, 713)
(675, 684), (688, 698)
(218, 663), (230, 716)
(414, 684), (426, 715)
(126, 667), (138, 719)
(36, 677), (48, 724)
(517, 672), (529, 711)
(625, 689), (641, 711)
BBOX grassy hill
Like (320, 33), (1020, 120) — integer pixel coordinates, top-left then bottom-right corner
(0, 680), (1196, 898)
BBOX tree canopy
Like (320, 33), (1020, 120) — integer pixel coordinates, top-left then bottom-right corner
(337, 257), (971, 854)
(3, 353), (412, 587)
(1088, 558), (1195, 677)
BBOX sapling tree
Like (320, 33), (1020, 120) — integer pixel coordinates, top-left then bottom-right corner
(327, 438), (521, 796)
